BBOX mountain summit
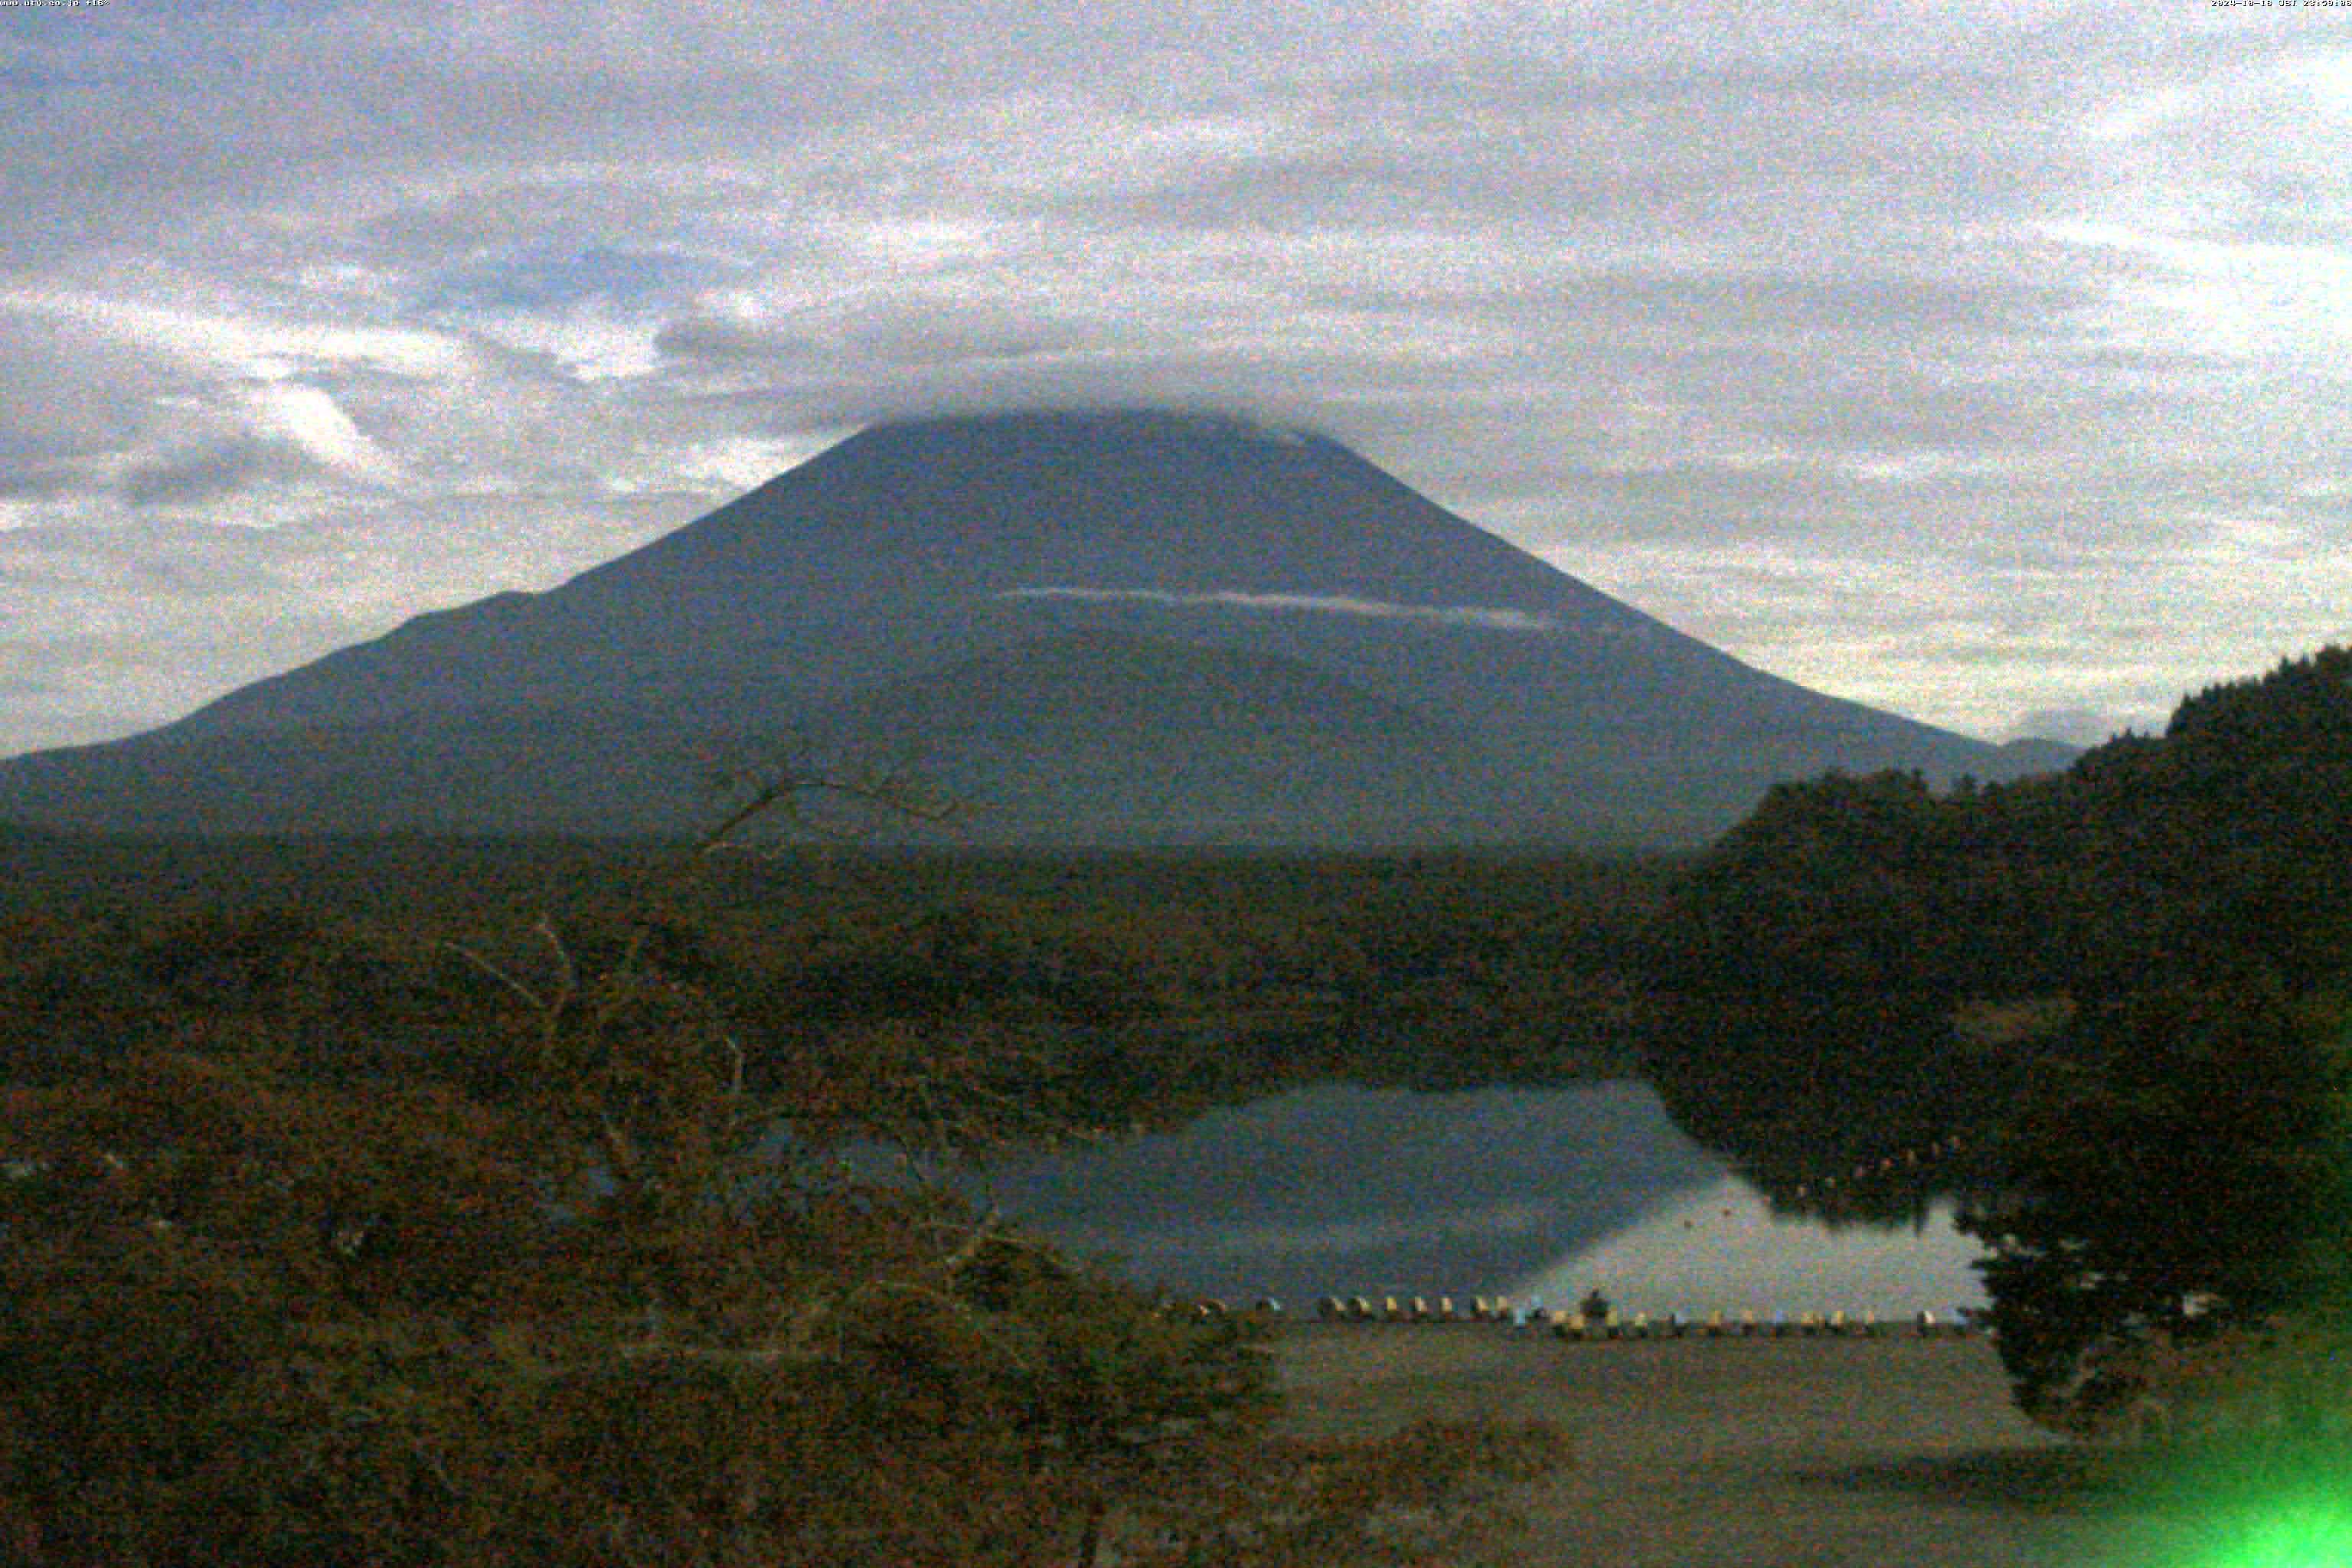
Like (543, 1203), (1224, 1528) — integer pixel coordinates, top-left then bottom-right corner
(0, 410), (2063, 844)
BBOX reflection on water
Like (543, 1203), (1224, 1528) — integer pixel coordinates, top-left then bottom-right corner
(960, 1080), (1988, 1312)
(1514, 1174), (1986, 1318)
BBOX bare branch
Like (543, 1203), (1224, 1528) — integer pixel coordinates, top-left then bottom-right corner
(441, 940), (548, 1016)
(533, 916), (579, 1003)
(689, 761), (960, 864)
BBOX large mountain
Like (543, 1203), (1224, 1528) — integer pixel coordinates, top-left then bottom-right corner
(0, 410), (2068, 845)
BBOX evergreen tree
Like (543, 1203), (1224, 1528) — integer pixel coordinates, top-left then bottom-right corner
(1958, 984), (2352, 1432)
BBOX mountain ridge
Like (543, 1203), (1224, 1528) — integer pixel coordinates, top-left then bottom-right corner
(0, 408), (2072, 846)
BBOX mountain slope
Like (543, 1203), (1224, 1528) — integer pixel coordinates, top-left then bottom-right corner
(0, 410), (2067, 845)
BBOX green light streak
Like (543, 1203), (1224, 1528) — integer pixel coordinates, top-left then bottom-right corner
(2082, 1439), (2352, 1568)
(2108, 1463), (2352, 1568)
(2210, 1498), (2352, 1568)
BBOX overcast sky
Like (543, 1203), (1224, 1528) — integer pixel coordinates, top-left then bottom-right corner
(3, 0), (2347, 757)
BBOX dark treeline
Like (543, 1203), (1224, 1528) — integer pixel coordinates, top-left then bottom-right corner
(2, 822), (1586, 1565)
(1639, 763), (2081, 1220)
(0, 831), (1677, 1135)
(1642, 645), (2352, 1433)
(1644, 645), (2352, 1203)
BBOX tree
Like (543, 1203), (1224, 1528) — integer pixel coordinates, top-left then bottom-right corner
(1957, 983), (2352, 1436)
(0, 769), (1567, 1564)
(1640, 645), (2352, 1432)
(1639, 769), (2040, 1210)
(1942, 650), (2352, 1436)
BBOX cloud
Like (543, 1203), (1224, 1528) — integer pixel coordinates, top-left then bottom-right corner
(119, 440), (283, 509)
(0, 463), (85, 504)
(243, 383), (398, 482)
(2, 0), (2350, 754)
(420, 243), (734, 316)
(2008, 706), (2138, 746)
(0, 287), (466, 384)
(998, 586), (1559, 633)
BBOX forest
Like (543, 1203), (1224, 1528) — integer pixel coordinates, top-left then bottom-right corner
(0, 815), (1613, 1564)
(1644, 645), (2352, 1437)
(5, 645), (2350, 1558)
(0, 833), (1674, 1114)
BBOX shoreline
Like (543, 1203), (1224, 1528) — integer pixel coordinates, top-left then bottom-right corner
(1267, 1323), (2179, 1566)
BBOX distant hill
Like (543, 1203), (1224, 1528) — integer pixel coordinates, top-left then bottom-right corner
(1991, 737), (2086, 775)
(0, 410), (2073, 846)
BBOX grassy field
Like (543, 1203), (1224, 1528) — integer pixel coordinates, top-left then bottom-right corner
(1271, 1324), (2231, 1567)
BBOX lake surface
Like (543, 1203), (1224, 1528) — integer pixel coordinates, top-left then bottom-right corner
(961, 1080), (1988, 1318)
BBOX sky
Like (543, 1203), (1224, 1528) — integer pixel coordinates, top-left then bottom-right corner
(3, 0), (2349, 758)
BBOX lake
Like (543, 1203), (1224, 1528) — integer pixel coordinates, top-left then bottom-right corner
(960, 1080), (1989, 1319)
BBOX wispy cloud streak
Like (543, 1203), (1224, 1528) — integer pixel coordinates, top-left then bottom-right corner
(1000, 586), (1559, 633)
